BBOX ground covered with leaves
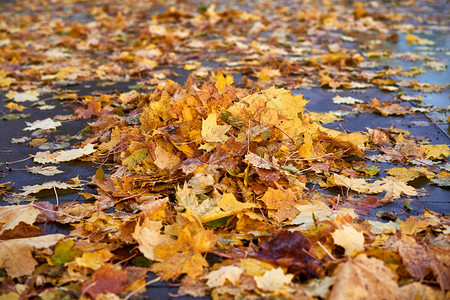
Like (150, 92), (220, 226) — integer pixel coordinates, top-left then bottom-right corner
(0, 0), (449, 299)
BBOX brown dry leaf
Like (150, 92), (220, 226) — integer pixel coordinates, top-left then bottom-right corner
(332, 225), (365, 256)
(260, 187), (300, 222)
(395, 235), (450, 290)
(0, 234), (65, 277)
(329, 254), (403, 300)
(0, 204), (41, 235)
(33, 143), (96, 164)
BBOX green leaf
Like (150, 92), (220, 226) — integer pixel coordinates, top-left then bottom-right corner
(50, 240), (81, 265)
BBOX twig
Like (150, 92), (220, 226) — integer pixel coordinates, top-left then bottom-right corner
(5, 156), (31, 165)
(124, 276), (161, 300)
(317, 241), (336, 261)
(53, 186), (59, 206)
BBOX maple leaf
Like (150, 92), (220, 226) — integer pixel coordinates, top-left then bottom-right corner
(132, 218), (171, 260)
(4, 102), (25, 112)
(153, 145), (181, 170)
(6, 90), (39, 102)
(257, 230), (323, 279)
(24, 118), (62, 131)
(369, 177), (418, 199)
(152, 226), (217, 280)
(0, 234), (65, 277)
(332, 95), (364, 104)
(50, 239), (82, 265)
(33, 143), (96, 164)
(73, 249), (114, 270)
(422, 144), (450, 160)
(82, 264), (129, 298)
(201, 112), (231, 143)
(260, 187), (300, 222)
(215, 72), (233, 92)
(26, 166), (64, 176)
(204, 265), (244, 287)
(20, 179), (83, 196)
(332, 225), (365, 256)
(329, 254), (403, 300)
(254, 268), (294, 292)
(395, 235), (449, 290)
(290, 201), (358, 230)
(0, 204), (41, 235)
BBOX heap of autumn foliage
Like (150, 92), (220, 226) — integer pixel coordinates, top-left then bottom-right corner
(1, 76), (449, 299)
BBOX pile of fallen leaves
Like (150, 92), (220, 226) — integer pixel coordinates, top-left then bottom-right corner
(1, 76), (449, 299)
(0, 0), (449, 299)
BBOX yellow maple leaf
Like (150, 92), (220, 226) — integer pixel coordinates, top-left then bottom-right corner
(400, 217), (429, 235)
(215, 72), (233, 92)
(422, 144), (450, 160)
(4, 102), (24, 112)
(73, 249), (114, 270)
(201, 113), (231, 143)
(152, 227), (217, 279)
(132, 219), (172, 261)
(332, 225), (365, 256)
(260, 187), (299, 222)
